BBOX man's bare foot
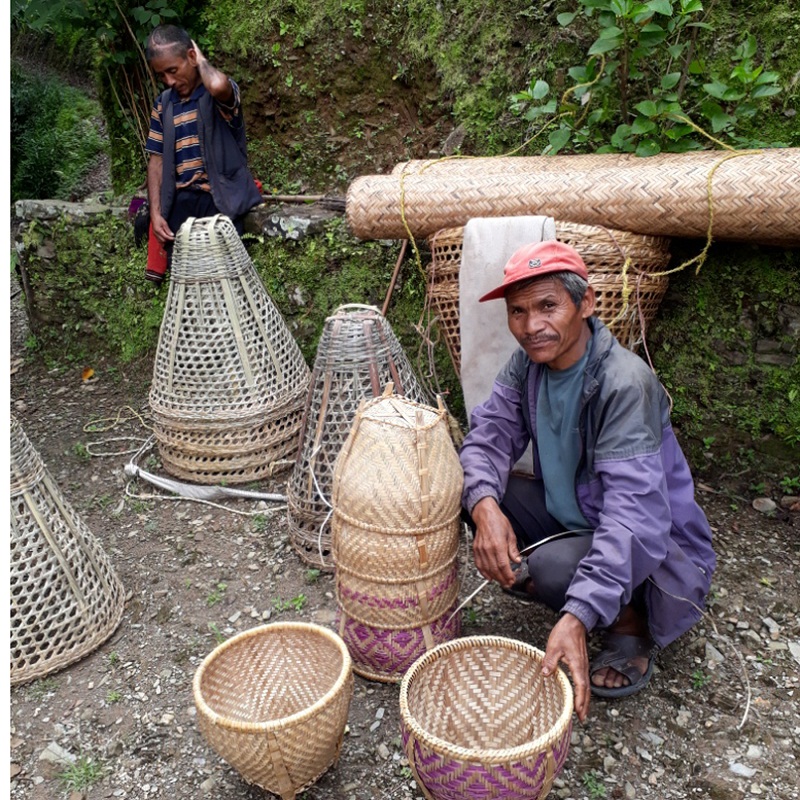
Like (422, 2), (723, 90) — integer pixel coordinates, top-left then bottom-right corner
(590, 605), (653, 692)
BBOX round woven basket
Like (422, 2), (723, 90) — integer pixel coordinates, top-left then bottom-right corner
(400, 636), (574, 800)
(427, 222), (670, 374)
(287, 304), (431, 570)
(10, 415), (124, 685)
(193, 622), (353, 800)
(149, 215), (310, 483)
(332, 389), (463, 682)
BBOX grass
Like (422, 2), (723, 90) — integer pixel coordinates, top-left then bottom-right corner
(58, 755), (105, 792)
(27, 677), (58, 700)
(206, 582), (228, 607)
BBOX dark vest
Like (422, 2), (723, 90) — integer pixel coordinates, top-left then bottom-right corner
(159, 86), (262, 220)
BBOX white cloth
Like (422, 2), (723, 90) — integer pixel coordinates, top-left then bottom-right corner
(459, 215), (556, 475)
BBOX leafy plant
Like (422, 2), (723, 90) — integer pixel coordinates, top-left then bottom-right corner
(511, 0), (784, 155)
(779, 474), (800, 494)
(206, 581), (228, 607)
(73, 442), (91, 461)
(273, 594), (307, 613)
(208, 621), (226, 644)
(691, 668), (711, 689)
(106, 689), (122, 703)
(582, 770), (607, 798)
(251, 513), (268, 533)
(305, 568), (321, 584)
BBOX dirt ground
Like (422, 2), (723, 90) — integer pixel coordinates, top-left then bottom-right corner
(8, 278), (800, 800)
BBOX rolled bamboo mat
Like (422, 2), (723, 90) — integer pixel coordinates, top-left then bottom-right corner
(348, 149), (800, 245)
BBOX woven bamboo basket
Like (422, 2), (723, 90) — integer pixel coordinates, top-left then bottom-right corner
(10, 415), (125, 685)
(193, 622), (353, 800)
(287, 304), (431, 571)
(427, 222), (670, 373)
(149, 215), (310, 484)
(332, 389), (463, 682)
(400, 636), (574, 800)
(348, 149), (800, 245)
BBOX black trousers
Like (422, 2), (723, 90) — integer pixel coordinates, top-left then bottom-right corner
(167, 189), (245, 242)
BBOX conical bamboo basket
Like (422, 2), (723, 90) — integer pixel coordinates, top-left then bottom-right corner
(287, 304), (431, 570)
(149, 215), (310, 483)
(10, 415), (125, 685)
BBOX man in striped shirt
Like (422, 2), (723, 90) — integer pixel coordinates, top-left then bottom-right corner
(145, 25), (262, 256)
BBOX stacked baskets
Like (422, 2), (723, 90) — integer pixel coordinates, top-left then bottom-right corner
(193, 622), (353, 800)
(400, 636), (574, 800)
(427, 221), (672, 373)
(287, 304), (430, 570)
(149, 215), (310, 484)
(332, 389), (463, 682)
(10, 415), (124, 685)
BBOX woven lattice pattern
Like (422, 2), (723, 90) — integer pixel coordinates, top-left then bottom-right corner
(332, 392), (463, 681)
(287, 304), (431, 570)
(10, 415), (124, 686)
(348, 149), (800, 245)
(337, 602), (461, 683)
(193, 623), (353, 800)
(427, 223), (670, 373)
(149, 215), (310, 483)
(400, 636), (574, 800)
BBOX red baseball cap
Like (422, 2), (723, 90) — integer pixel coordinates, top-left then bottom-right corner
(479, 240), (589, 302)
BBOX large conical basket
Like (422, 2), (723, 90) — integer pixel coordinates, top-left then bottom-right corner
(10, 415), (124, 685)
(287, 304), (431, 570)
(332, 389), (463, 682)
(149, 215), (310, 483)
(427, 221), (671, 374)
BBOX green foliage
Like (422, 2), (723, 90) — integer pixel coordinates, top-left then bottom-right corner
(511, 0), (786, 154)
(649, 244), (800, 457)
(582, 770), (607, 798)
(58, 755), (106, 792)
(20, 214), (163, 363)
(11, 65), (106, 201)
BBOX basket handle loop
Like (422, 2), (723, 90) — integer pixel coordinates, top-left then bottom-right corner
(266, 731), (296, 800)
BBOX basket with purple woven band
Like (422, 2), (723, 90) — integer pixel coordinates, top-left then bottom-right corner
(193, 622), (353, 800)
(427, 221), (671, 374)
(400, 636), (574, 800)
(332, 387), (463, 682)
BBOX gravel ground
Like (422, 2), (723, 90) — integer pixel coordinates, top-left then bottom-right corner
(9, 276), (800, 800)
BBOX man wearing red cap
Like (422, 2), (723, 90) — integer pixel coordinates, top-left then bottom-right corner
(459, 239), (715, 722)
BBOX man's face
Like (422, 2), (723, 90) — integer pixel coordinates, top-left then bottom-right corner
(150, 47), (199, 100)
(505, 277), (595, 370)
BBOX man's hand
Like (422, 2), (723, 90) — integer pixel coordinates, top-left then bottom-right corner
(542, 613), (590, 722)
(471, 497), (521, 588)
(151, 212), (174, 244)
(189, 39), (233, 104)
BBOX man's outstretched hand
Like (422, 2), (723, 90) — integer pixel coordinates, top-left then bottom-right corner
(471, 497), (521, 588)
(542, 612), (590, 722)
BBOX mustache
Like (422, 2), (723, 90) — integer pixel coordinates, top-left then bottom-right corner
(521, 334), (558, 346)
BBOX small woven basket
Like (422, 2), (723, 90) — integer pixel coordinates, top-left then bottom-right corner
(287, 304), (431, 570)
(193, 622), (353, 800)
(10, 415), (124, 685)
(400, 636), (574, 800)
(149, 215), (310, 483)
(332, 388), (463, 682)
(427, 222), (671, 373)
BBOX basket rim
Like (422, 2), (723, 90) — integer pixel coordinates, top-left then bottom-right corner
(192, 622), (352, 732)
(357, 394), (445, 432)
(399, 635), (574, 762)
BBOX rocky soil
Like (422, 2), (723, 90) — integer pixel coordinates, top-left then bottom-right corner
(9, 276), (800, 800)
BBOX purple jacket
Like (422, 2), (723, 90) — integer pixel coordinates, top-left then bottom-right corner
(460, 318), (716, 648)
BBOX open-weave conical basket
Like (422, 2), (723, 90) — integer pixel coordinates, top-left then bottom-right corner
(349, 149), (800, 245)
(400, 636), (574, 800)
(149, 215), (310, 484)
(332, 388), (463, 682)
(287, 304), (431, 570)
(193, 622), (353, 800)
(10, 415), (124, 685)
(427, 222), (670, 373)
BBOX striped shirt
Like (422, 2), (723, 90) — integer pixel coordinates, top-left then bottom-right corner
(146, 81), (242, 191)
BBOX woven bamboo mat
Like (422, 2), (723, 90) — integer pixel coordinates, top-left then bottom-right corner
(348, 149), (800, 245)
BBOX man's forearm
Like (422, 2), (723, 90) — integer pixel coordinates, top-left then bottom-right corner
(147, 155), (163, 218)
(193, 43), (233, 104)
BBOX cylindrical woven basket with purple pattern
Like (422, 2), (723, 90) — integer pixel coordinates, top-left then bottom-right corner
(400, 636), (573, 800)
(332, 388), (463, 682)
